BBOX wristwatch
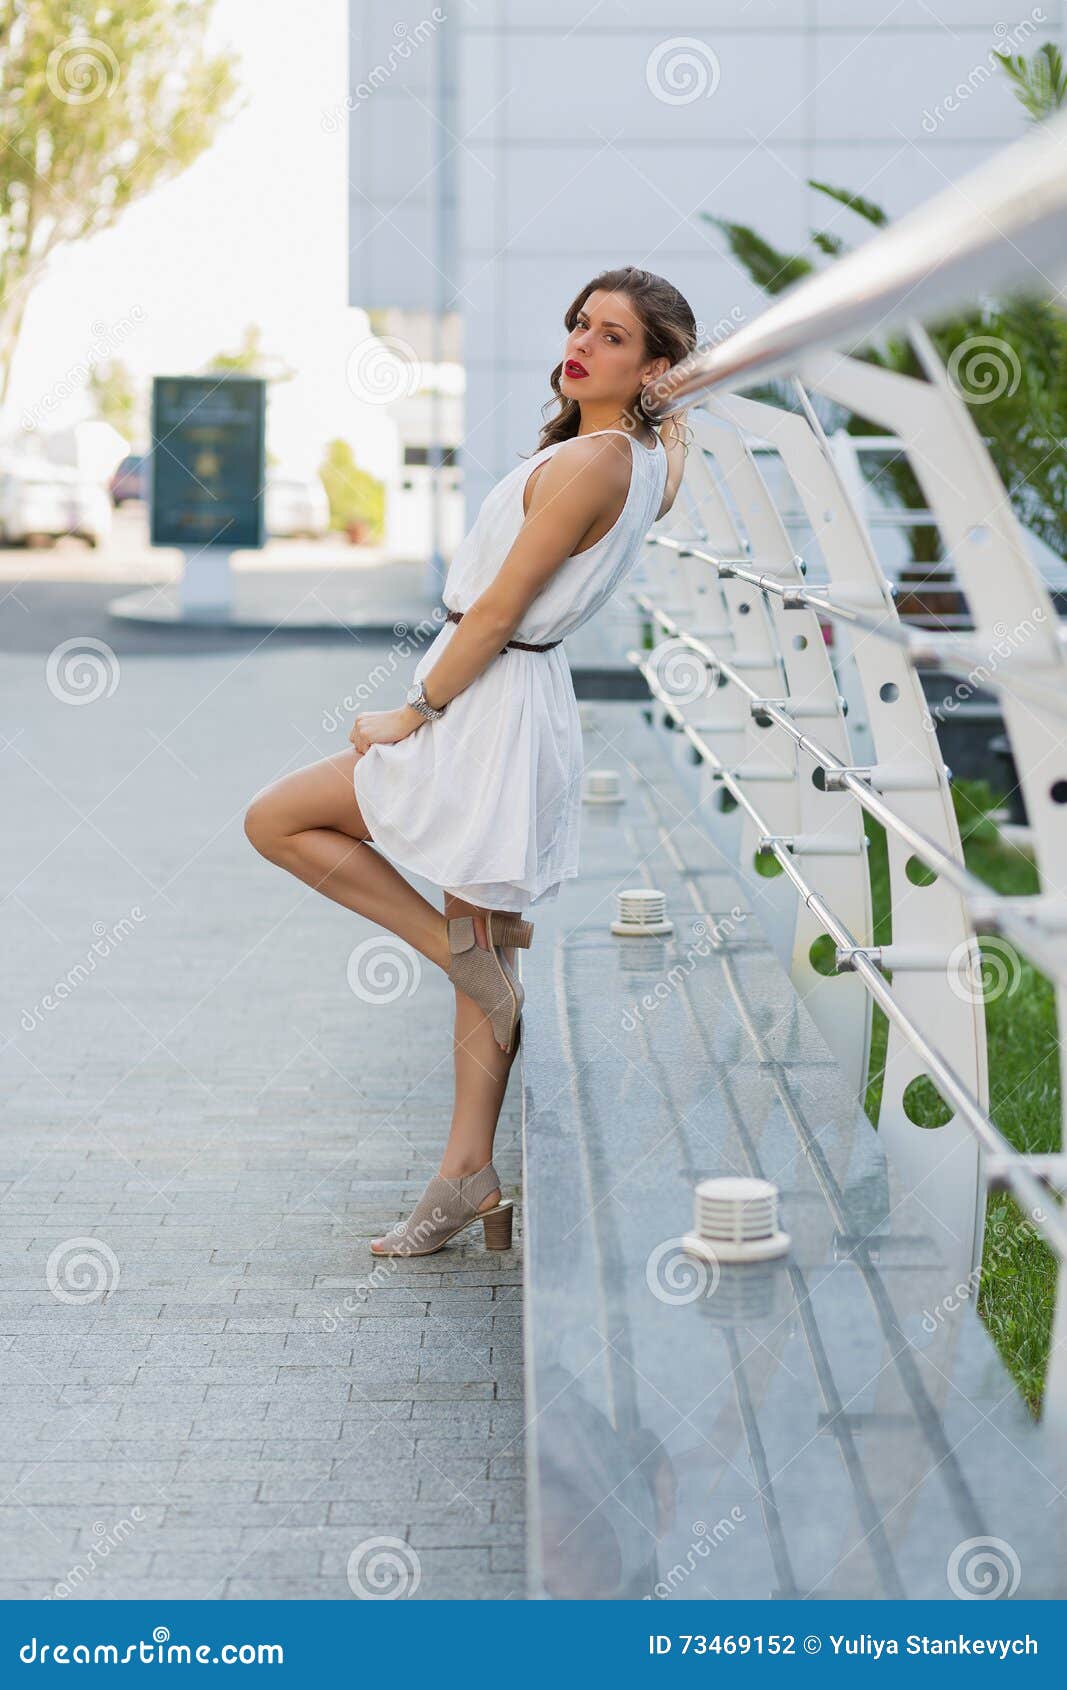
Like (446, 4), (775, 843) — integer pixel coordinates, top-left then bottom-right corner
(406, 678), (446, 721)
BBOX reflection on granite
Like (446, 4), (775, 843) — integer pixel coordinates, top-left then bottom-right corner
(521, 704), (1065, 1600)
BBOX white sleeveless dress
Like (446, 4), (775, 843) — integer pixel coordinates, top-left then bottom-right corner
(352, 427), (668, 912)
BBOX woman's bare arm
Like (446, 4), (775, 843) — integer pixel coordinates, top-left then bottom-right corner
(415, 435), (632, 710)
(350, 436), (634, 757)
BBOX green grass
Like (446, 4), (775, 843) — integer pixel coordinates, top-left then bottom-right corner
(862, 779), (1060, 1416)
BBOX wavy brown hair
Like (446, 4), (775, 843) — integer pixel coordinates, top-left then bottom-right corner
(530, 265), (698, 457)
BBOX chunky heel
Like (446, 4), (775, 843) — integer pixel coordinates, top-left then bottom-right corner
(482, 1200), (514, 1250)
(492, 915), (534, 948)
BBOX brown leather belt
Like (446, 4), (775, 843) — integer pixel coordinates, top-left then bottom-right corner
(445, 607), (560, 651)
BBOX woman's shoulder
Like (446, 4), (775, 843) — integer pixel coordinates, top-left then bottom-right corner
(548, 429), (641, 461)
(523, 432), (634, 508)
(541, 430), (638, 490)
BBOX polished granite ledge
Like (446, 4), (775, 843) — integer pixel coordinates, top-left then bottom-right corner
(520, 701), (1065, 1602)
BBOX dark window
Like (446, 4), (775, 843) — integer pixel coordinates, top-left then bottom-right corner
(402, 446), (459, 468)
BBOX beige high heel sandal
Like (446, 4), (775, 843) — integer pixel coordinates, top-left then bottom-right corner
(445, 911), (533, 1055)
(370, 1160), (515, 1256)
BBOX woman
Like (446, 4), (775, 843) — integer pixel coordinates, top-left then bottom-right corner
(244, 265), (695, 1258)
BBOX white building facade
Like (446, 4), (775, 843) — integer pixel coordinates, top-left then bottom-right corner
(348, 0), (1064, 523)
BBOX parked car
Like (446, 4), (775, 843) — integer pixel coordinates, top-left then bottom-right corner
(109, 453), (147, 506)
(0, 459), (112, 548)
(69, 473), (113, 548)
(265, 473), (331, 540)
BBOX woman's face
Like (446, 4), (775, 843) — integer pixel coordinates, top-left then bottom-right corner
(560, 289), (667, 403)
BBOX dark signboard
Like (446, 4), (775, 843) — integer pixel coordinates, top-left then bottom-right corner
(150, 375), (266, 549)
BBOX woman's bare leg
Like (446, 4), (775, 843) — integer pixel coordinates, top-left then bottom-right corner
(243, 747), (451, 971)
(244, 750), (522, 1226)
(436, 892), (521, 1199)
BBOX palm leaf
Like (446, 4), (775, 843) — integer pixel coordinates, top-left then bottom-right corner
(700, 215), (812, 295)
(996, 42), (1067, 121)
(807, 181), (889, 227)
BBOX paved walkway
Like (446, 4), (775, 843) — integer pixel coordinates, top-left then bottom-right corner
(0, 607), (524, 1599)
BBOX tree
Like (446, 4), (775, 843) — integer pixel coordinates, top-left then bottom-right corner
(319, 438), (385, 543)
(205, 321), (296, 383)
(87, 355), (138, 439)
(0, 0), (243, 404)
